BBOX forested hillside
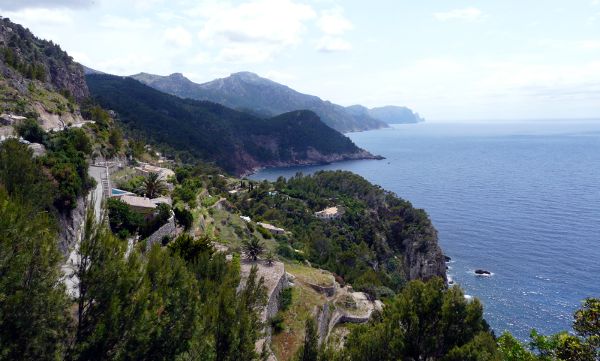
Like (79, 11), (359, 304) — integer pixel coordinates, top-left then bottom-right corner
(232, 171), (446, 296)
(131, 71), (389, 133)
(87, 74), (379, 175)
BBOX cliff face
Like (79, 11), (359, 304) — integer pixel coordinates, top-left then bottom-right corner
(0, 18), (89, 100)
(400, 226), (447, 281)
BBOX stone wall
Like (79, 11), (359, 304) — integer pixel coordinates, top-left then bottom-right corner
(146, 216), (176, 247)
(58, 196), (87, 256)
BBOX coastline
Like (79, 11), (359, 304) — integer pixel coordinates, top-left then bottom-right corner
(239, 151), (385, 178)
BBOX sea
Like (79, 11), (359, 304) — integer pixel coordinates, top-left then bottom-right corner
(250, 121), (600, 340)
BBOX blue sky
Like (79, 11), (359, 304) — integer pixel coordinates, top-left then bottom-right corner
(1, 0), (600, 121)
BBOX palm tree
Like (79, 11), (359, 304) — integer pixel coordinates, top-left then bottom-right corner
(142, 172), (166, 198)
(265, 251), (275, 266)
(242, 237), (264, 262)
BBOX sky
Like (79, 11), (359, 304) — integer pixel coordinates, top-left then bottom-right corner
(1, 0), (600, 121)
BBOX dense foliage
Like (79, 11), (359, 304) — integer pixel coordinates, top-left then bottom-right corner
(0, 130), (93, 213)
(328, 278), (497, 361)
(231, 171), (444, 297)
(85, 74), (364, 175)
(0, 188), (268, 360)
(0, 190), (70, 360)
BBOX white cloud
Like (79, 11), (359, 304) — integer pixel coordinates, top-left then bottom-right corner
(194, 0), (317, 63)
(0, 0), (92, 11)
(69, 50), (92, 65)
(317, 8), (353, 35)
(100, 15), (152, 30)
(164, 26), (193, 48)
(578, 40), (600, 49)
(316, 36), (352, 52)
(434, 8), (483, 22)
(216, 43), (279, 64)
(197, 0), (316, 46)
(2, 8), (74, 26)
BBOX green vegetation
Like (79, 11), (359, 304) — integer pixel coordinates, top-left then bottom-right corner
(16, 117), (47, 143)
(242, 237), (265, 261)
(326, 278), (495, 360)
(107, 198), (171, 239)
(1, 46), (46, 81)
(0, 128), (93, 213)
(142, 172), (167, 198)
(85, 74), (365, 175)
(0, 190), (69, 360)
(69, 210), (267, 361)
(232, 171), (440, 297)
(44, 128), (95, 210)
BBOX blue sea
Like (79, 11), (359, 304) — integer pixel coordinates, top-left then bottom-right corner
(250, 121), (600, 340)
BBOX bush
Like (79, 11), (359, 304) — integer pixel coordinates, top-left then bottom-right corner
(16, 118), (47, 144)
(269, 312), (285, 334)
(276, 243), (295, 259)
(173, 206), (193, 230)
(107, 198), (143, 237)
(256, 225), (272, 239)
(279, 288), (293, 312)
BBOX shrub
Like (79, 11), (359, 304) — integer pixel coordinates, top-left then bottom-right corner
(279, 288), (293, 312)
(256, 224), (272, 239)
(173, 206), (193, 230)
(269, 312), (285, 334)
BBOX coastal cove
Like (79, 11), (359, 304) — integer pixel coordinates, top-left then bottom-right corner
(250, 121), (600, 340)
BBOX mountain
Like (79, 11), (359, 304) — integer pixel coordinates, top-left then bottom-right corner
(130, 71), (389, 133)
(86, 74), (381, 175)
(369, 105), (424, 123)
(346, 104), (424, 124)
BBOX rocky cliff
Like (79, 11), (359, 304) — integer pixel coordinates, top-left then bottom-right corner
(0, 17), (88, 100)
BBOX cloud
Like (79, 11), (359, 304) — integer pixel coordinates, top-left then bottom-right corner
(164, 26), (193, 48)
(578, 40), (600, 49)
(317, 8), (353, 35)
(100, 15), (152, 30)
(216, 43), (279, 63)
(434, 7), (483, 22)
(1, 8), (74, 26)
(0, 0), (93, 11)
(316, 36), (352, 52)
(194, 0), (316, 63)
(197, 0), (316, 46)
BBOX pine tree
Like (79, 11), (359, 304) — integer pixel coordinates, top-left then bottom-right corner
(297, 317), (319, 361)
(0, 190), (70, 360)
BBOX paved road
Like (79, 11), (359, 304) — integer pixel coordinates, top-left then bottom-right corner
(88, 165), (108, 221)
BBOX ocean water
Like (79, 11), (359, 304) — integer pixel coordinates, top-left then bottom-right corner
(250, 121), (600, 340)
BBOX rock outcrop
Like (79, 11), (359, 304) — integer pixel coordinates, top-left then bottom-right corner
(0, 18), (89, 101)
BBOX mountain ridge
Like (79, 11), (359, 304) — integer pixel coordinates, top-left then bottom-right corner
(130, 71), (393, 133)
(86, 74), (381, 176)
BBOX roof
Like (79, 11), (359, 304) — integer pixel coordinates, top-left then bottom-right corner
(121, 195), (158, 209)
(316, 206), (339, 216)
(136, 163), (175, 177)
(151, 197), (172, 206)
(257, 222), (285, 232)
